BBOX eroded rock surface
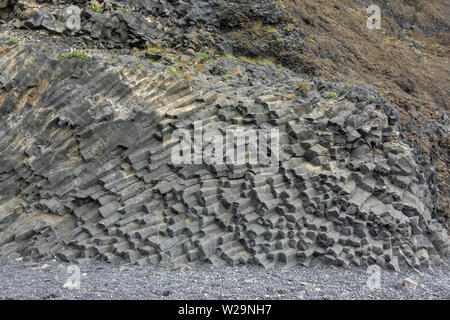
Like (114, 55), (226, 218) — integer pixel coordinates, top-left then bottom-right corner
(0, 41), (447, 270)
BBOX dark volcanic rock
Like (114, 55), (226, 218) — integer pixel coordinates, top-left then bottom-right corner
(0, 40), (447, 270)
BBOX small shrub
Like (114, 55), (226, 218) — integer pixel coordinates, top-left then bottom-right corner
(326, 91), (338, 99)
(58, 53), (70, 62)
(71, 51), (90, 60)
(149, 48), (161, 55)
(58, 51), (90, 62)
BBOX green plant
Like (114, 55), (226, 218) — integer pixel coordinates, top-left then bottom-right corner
(135, 61), (142, 66)
(71, 51), (90, 60)
(8, 37), (20, 44)
(149, 48), (161, 54)
(58, 51), (90, 62)
(167, 65), (179, 76)
(262, 25), (278, 33)
(58, 53), (70, 62)
(222, 74), (232, 80)
(89, 3), (102, 12)
(284, 24), (294, 32)
(326, 91), (338, 99)
(258, 57), (275, 64)
(252, 21), (262, 32)
(275, 1), (286, 9)
(276, 38), (284, 43)
(182, 73), (192, 82)
(197, 52), (209, 60)
(223, 53), (237, 60)
(239, 56), (275, 64)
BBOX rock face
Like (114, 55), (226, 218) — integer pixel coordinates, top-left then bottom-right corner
(0, 41), (447, 270)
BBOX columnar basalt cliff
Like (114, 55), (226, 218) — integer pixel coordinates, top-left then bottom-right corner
(0, 0), (448, 270)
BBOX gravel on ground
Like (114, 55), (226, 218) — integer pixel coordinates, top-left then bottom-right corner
(0, 259), (448, 300)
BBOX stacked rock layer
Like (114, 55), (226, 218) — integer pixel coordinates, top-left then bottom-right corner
(0, 43), (447, 270)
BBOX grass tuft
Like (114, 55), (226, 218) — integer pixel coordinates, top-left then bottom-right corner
(297, 80), (309, 94)
(89, 3), (103, 12)
(167, 65), (179, 76)
(8, 37), (20, 44)
(197, 52), (209, 61)
(284, 24), (294, 32)
(239, 56), (275, 64)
